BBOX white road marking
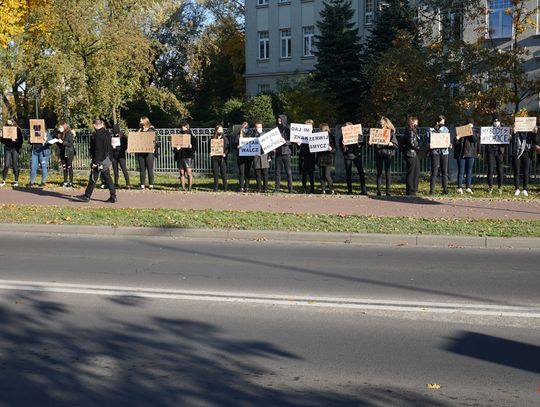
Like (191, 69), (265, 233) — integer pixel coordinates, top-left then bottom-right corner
(0, 279), (539, 318)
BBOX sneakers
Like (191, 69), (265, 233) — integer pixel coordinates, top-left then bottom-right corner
(522, 190), (529, 197)
(140, 185), (145, 190)
(465, 188), (473, 194)
(62, 182), (69, 187)
(13, 182), (18, 187)
(488, 188), (493, 194)
(106, 196), (117, 203)
(0, 181), (5, 187)
(457, 188), (463, 194)
(100, 184), (106, 189)
(74, 195), (90, 202)
(514, 189), (520, 196)
(498, 188), (502, 194)
(149, 185), (154, 190)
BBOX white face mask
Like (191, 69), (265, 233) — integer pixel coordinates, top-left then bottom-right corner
(7, 120), (13, 126)
(256, 127), (263, 134)
(58, 127), (64, 133)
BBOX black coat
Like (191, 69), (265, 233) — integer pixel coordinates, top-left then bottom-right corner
(1, 127), (23, 152)
(275, 114), (292, 156)
(339, 135), (364, 160)
(90, 127), (112, 165)
(510, 131), (537, 158)
(317, 133), (336, 167)
(174, 133), (197, 160)
(58, 131), (75, 159)
(403, 127), (420, 158)
(454, 129), (479, 159)
(375, 130), (398, 158)
(298, 143), (316, 173)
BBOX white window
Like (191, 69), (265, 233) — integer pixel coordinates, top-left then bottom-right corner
(258, 84), (271, 94)
(303, 26), (314, 57)
(280, 28), (292, 58)
(365, 0), (374, 25)
(488, 0), (512, 39)
(257, 0), (269, 6)
(278, 0), (290, 3)
(258, 31), (269, 60)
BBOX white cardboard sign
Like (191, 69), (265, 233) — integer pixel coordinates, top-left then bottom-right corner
(308, 131), (330, 153)
(290, 123), (313, 144)
(480, 127), (511, 145)
(259, 127), (285, 154)
(239, 137), (261, 156)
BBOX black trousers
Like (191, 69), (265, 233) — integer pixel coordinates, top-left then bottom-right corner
(430, 154), (448, 193)
(513, 155), (530, 190)
(237, 157), (253, 191)
(212, 156), (228, 191)
(376, 155), (392, 194)
(487, 150), (504, 189)
(319, 165), (333, 191)
(344, 157), (366, 193)
(61, 155), (74, 184)
(85, 167), (116, 199)
(301, 172), (315, 193)
(2, 149), (19, 181)
(136, 153), (154, 186)
(405, 155), (420, 195)
(113, 156), (130, 186)
(255, 168), (269, 192)
(275, 154), (293, 192)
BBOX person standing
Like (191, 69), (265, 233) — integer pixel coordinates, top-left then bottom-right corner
(510, 126), (537, 197)
(454, 118), (479, 194)
(211, 125), (229, 192)
(174, 122), (197, 191)
(74, 119), (116, 203)
(339, 122), (367, 195)
(110, 124), (130, 189)
(252, 121), (270, 193)
(297, 119), (316, 194)
(54, 121), (76, 188)
(234, 122), (253, 192)
(317, 123), (336, 195)
(28, 121), (54, 187)
(486, 114), (506, 194)
(274, 114), (293, 193)
(374, 116), (398, 197)
(136, 116), (156, 190)
(403, 116), (421, 196)
(0, 119), (23, 187)
(429, 115), (450, 195)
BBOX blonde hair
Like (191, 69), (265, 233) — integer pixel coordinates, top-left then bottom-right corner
(319, 123), (330, 132)
(305, 119), (314, 126)
(380, 116), (396, 133)
(57, 121), (71, 140)
(140, 116), (152, 129)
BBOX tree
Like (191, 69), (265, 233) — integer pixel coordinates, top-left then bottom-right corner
(313, 0), (365, 122)
(244, 94), (274, 128)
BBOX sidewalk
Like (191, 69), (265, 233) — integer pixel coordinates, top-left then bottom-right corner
(1, 187), (539, 220)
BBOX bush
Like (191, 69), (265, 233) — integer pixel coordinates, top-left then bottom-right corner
(244, 94), (275, 127)
(220, 98), (245, 127)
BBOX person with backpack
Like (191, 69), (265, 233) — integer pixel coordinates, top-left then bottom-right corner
(375, 116), (399, 196)
(428, 115), (450, 195)
(454, 118), (479, 194)
(339, 122), (367, 195)
(403, 116), (421, 196)
(0, 119), (23, 187)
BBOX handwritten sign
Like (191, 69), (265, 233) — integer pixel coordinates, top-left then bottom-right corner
(514, 117), (537, 133)
(455, 125), (473, 139)
(1, 126), (17, 141)
(259, 127), (285, 154)
(111, 136), (121, 149)
(29, 119), (46, 144)
(368, 128), (390, 145)
(342, 124), (363, 146)
(127, 131), (155, 153)
(290, 123), (313, 144)
(239, 137), (261, 156)
(429, 130), (451, 149)
(210, 138), (224, 156)
(308, 131), (330, 153)
(480, 127), (511, 145)
(171, 134), (191, 149)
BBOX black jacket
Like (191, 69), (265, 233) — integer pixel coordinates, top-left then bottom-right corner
(339, 134), (364, 160)
(454, 128), (479, 159)
(275, 114), (291, 156)
(90, 127), (112, 165)
(317, 133), (336, 167)
(1, 127), (24, 152)
(58, 131), (75, 159)
(375, 130), (398, 158)
(404, 127), (420, 158)
(174, 132), (197, 160)
(211, 135), (229, 157)
(510, 131), (537, 158)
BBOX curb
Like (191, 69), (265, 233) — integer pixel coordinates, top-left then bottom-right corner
(0, 223), (538, 250)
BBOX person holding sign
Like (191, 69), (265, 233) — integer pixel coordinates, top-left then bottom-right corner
(136, 116), (156, 190)
(110, 124), (130, 189)
(233, 122), (253, 192)
(374, 117), (399, 196)
(211, 125), (229, 192)
(297, 119), (316, 194)
(339, 122), (367, 195)
(510, 122), (538, 197)
(274, 114), (293, 193)
(485, 115), (506, 194)
(454, 118), (479, 194)
(0, 119), (23, 187)
(252, 121), (270, 193)
(28, 120), (54, 187)
(403, 116), (421, 196)
(53, 121), (76, 188)
(317, 123), (336, 195)
(173, 122), (197, 192)
(428, 115), (450, 195)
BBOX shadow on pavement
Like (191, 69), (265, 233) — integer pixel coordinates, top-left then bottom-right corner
(12, 186), (74, 200)
(369, 195), (443, 206)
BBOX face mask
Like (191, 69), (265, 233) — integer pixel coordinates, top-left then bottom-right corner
(494, 121), (500, 127)
(7, 120), (13, 126)
(181, 129), (188, 134)
(58, 127), (64, 133)
(256, 128), (263, 134)
(243, 128), (249, 134)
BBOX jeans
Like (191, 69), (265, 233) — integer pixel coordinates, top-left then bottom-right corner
(30, 148), (50, 185)
(457, 157), (475, 189)
(513, 155), (530, 190)
(344, 156), (366, 193)
(2, 149), (20, 181)
(255, 168), (269, 192)
(430, 154), (448, 193)
(61, 155), (74, 184)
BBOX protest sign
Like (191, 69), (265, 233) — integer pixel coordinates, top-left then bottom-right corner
(480, 127), (511, 145)
(308, 131), (330, 153)
(127, 132), (155, 153)
(239, 137), (261, 156)
(171, 134), (191, 149)
(210, 138), (224, 156)
(456, 125), (473, 139)
(1, 126), (17, 141)
(290, 123), (313, 144)
(111, 136), (121, 149)
(29, 119), (46, 144)
(429, 130), (451, 149)
(368, 128), (390, 145)
(514, 117), (537, 132)
(259, 128), (285, 154)
(342, 124), (363, 146)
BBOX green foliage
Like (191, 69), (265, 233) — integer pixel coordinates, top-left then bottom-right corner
(220, 98), (245, 127)
(244, 94), (275, 127)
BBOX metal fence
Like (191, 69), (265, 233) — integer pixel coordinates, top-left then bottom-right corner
(2, 127), (538, 181)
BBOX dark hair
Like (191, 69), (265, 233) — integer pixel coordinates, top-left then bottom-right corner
(408, 116), (419, 127)
(112, 124), (122, 135)
(464, 118), (474, 125)
(92, 118), (104, 126)
(435, 115), (445, 124)
(254, 120), (262, 126)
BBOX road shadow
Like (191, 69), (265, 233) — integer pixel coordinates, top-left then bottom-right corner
(0, 290), (455, 406)
(444, 331), (540, 375)
(12, 186), (74, 200)
(369, 195), (443, 206)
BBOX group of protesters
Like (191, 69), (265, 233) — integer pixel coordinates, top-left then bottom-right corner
(1, 114), (539, 203)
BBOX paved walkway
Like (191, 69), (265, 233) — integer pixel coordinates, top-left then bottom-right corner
(1, 187), (539, 220)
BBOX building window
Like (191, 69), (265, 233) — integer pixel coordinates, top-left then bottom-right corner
(257, 0), (269, 6)
(258, 84), (271, 94)
(365, 0), (374, 25)
(488, 0), (512, 39)
(258, 31), (269, 60)
(280, 29), (292, 58)
(278, 0), (290, 3)
(303, 26), (314, 57)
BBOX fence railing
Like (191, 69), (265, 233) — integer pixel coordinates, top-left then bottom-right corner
(2, 127), (538, 180)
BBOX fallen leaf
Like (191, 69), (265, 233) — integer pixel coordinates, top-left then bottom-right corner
(427, 383), (441, 389)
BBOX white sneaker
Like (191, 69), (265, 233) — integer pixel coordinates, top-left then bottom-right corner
(13, 182), (18, 187)
(0, 181), (5, 187)
(149, 185), (154, 190)
(466, 188), (473, 194)
(140, 185), (145, 190)
(488, 188), (493, 194)
(457, 188), (463, 194)
(100, 184), (106, 189)
(514, 189), (520, 196)
(62, 182), (68, 187)
(522, 190), (528, 197)
(498, 188), (502, 194)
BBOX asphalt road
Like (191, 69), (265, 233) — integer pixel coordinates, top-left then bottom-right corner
(0, 233), (539, 406)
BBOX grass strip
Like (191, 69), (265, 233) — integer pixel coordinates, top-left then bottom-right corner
(1, 205), (539, 238)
